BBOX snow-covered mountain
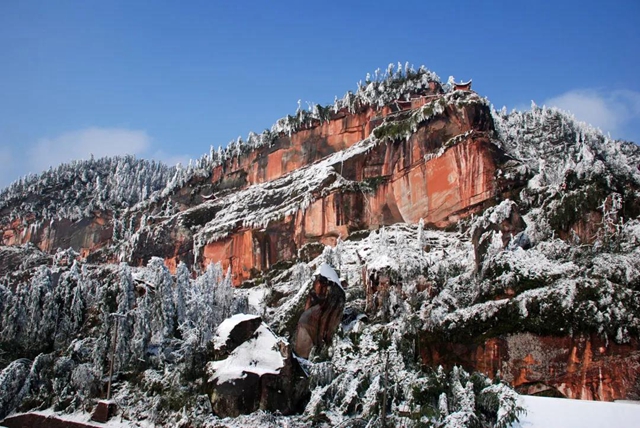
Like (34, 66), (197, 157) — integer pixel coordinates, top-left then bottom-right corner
(1, 65), (639, 427)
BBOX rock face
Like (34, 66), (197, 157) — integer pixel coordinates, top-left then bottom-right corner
(294, 263), (346, 359)
(128, 91), (507, 283)
(1, 213), (114, 259)
(420, 333), (640, 401)
(0, 244), (51, 277)
(1, 88), (510, 285)
(2, 413), (101, 428)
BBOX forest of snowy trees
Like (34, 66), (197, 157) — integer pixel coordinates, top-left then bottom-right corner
(0, 226), (530, 426)
(0, 254), (254, 421)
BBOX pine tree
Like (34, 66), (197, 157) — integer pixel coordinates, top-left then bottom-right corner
(0, 285), (17, 343)
(53, 264), (81, 350)
(26, 266), (56, 347)
(116, 263), (135, 369)
(69, 267), (85, 333)
(131, 290), (151, 367)
(147, 257), (176, 341)
(174, 262), (189, 329)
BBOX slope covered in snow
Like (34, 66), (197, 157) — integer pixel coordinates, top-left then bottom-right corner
(1, 64), (640, 426)
(0, 156), (178, 221)
(515, 395), (640, 428)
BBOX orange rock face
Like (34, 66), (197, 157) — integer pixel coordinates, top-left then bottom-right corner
(203, 230), (256, 284)
(112, 96), (501, 284)
(201, 92), (443, 195)
(204, 133), (500, 284)
(1, 212), (113, 257)
(420, 333), (640, 401)
(1, 92), (506, 287)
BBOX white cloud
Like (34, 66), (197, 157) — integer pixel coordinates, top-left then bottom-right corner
(27, 127), (152, 173)
(545, 89), (640, 142)
(0, 127), (194, 189)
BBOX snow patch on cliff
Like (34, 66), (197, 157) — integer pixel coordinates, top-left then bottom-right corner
(207, 324), (286, 385)
(213, 314), (261, 350)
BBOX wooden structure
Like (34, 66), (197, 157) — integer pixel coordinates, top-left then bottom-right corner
(454, 79), (472, 91)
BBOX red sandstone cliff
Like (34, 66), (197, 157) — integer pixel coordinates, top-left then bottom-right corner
(420, 333), (640, 401)
(2, 87), (508, 283)
(123, 90), (511, 284)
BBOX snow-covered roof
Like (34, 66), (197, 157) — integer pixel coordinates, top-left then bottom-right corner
(447, 76), (472, 87)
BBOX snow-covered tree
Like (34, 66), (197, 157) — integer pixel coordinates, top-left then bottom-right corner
(115, 263), (136, 369)
(52, 262), (83, 349)
(174, 262), (190, 329)
(26, 266), (56, 346)
(0, 359), (31, 419)
(179, 262), (237, 350)
(147, 257), (177, 341)
(131, 290), (151, 366)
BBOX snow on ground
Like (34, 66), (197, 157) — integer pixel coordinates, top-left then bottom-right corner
(8, 408), (155, 427)
(246, 287), (268, 313)
(367, 254), (400, 272)
(515, 395), (640, 428)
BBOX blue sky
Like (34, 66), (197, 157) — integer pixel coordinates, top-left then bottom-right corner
(1, 0), (639, 188)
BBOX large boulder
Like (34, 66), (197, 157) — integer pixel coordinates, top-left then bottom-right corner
(207, 315), (308, 417)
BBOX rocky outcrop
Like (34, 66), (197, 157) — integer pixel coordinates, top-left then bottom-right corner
(207, 315), (309, 417)
(122, 92), (511, 284)
(2, 412), (104, 428)
(1, 212), (113, 258)
(294, 264), (346, 359)
(213, 314), (263, 352)
(0, 244), (51, 278)
(201, 81), (443, 191)
(199, 101), (504, 285)
(420, 333), (640, 401)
